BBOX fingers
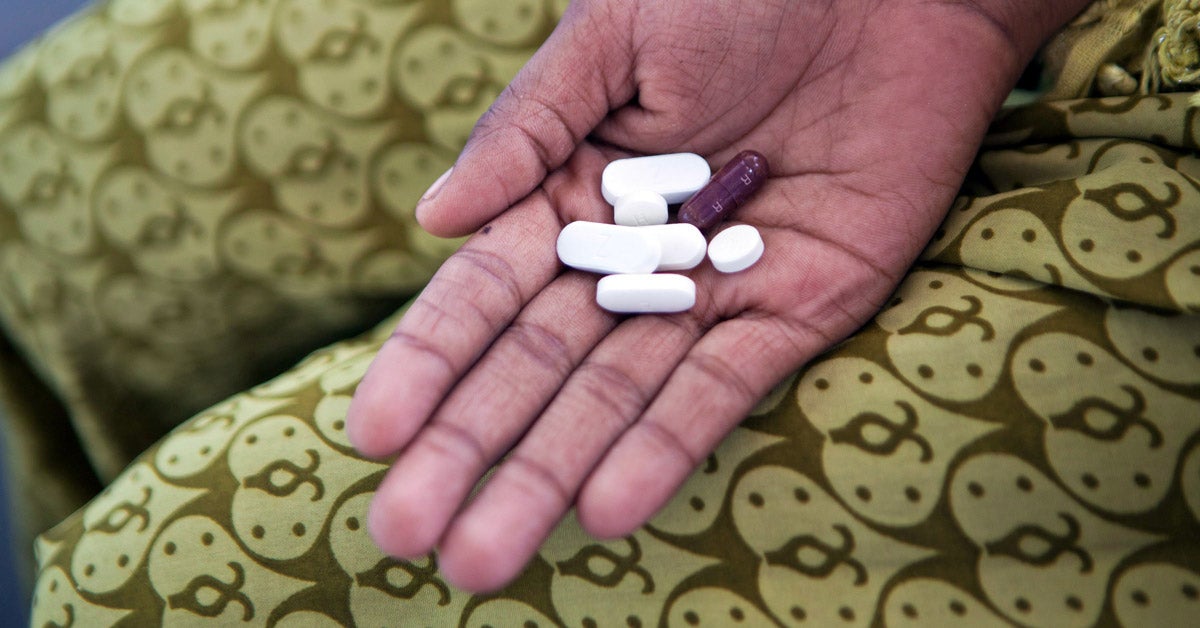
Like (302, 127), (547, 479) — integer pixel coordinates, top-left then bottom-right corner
(367, 273), (616, 558)
(435, 313), (705, 591)
(415, 3), (635, 237)
(346, 196), (561, 458)
(577, 316), (812, 539)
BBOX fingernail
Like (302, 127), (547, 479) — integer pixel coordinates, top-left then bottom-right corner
(421, 167), (453, 203)
(416, 167), (452, 224)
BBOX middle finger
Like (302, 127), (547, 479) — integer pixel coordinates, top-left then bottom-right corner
(435, 310), (708, 591)
(368, 271), (617, 558)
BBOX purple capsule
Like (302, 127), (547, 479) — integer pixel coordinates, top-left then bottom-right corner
(678, 150), (769, 231)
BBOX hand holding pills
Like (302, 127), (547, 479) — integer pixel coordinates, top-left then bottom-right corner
(347, 0), (1093, 593)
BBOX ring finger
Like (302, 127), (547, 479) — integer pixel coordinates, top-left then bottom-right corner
(368, 271), (618, 558)
(434, 309), (709, 591)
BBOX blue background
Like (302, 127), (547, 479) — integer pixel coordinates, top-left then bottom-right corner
(2, 2), (92, 626)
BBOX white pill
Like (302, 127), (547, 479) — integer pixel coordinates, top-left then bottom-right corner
(556, 221), (662, 275)
(596, 274), (696, 313)
(707, 224), (763, 273)
(601, 153), (711, 205)
(640, 223), (707, 271)
(613, 190), (669, 226)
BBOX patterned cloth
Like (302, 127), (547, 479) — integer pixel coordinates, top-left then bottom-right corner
(0, 0), (562, 567)
(3, 0), (1198, 626)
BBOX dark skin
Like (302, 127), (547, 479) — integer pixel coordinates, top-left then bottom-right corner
(347, 0), (1091, 592)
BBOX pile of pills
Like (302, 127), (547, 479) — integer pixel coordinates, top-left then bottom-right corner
(556, 151), (768, 313)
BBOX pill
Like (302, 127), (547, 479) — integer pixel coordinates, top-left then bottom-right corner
(707, 224), (764, 273)
(556, 221), (662, 275)
(639, 223), (707, 271)
(613, 190), (669, 226)
(596, 273), (695, 313)
(678, 150), (769, 231)
(601, 153), (711, 205)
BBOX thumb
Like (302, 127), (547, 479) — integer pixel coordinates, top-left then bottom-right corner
(415, 3), (634, 237)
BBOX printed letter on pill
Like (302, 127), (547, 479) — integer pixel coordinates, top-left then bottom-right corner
(601, 153), (711, 205)
(679, 150), (769, 231)
(707, 224), (764, 273)
(557, 221), (662, 275)
(596, 274), (696, 313)
(640, 223), (707, 271)
(614, 190), (669, 226)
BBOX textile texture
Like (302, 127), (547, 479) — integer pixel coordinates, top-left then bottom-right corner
(0, 0), (560, 566)
(2, 0), (1198, 626)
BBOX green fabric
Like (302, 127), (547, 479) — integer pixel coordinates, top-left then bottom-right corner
(0, 0), (560, 568)
(27, 92), (1200, 625)
(1, 0), (1198, 626)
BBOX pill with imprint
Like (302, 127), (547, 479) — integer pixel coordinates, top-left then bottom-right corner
(679, 150), (769, 231)
(601, 153), (712, 205)
(556, 221), (662, 275)
(613, 190), (669, 226)
(596, 274), (696, 313)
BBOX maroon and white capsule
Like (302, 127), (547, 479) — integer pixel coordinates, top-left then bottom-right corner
(678, 150), (769, 231)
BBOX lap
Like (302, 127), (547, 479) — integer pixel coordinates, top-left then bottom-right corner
(8, 1), (1200, 626)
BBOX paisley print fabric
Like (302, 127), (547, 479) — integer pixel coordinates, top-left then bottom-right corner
(0, 0), (563, 564)
(5, 0), (1199, 626)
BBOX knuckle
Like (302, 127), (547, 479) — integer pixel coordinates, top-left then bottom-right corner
(639, 420), (701, 471)
(572, 362), (648, 427)
(687, 352), (757, 406)
(421, 421), (490, 470)
(505, 320), (574, 379)
(387, 329), (457, 377)
(503, 453), (572, 508)
(442, 248), (525, 316)
(473, 85), (580, 175)
(507, 87), (582, 169)
(471, 87), (521, 140)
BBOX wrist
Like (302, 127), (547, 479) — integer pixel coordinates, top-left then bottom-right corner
(953, 0), (1094, 61)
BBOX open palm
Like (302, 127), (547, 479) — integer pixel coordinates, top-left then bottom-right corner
(347, 0), (1088, 592)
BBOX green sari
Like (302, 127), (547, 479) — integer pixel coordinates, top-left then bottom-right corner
(0, 1), (1196, 625)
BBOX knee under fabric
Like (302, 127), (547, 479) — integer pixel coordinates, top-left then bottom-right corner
(1, 0), (1198, 626)
(0, 0), (562, 574)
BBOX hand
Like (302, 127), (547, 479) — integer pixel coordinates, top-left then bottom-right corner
(347, 0), (1088, 592)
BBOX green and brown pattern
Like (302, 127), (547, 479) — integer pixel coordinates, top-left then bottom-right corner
(27, 95), (1200, 628)
(0, 0), (563, 557)
(3, 0), (1199, 626)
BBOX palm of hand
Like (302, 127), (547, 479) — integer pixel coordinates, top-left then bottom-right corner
(349, 0), (1034, 592)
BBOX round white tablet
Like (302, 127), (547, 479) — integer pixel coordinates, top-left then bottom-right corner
(707, 224), (763, 273)
(614, 190), (669, 226)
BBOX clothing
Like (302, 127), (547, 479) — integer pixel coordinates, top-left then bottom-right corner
(1, 0), (1196, 625)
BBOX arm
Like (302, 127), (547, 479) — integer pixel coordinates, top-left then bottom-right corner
(348, 0), (1091, 592)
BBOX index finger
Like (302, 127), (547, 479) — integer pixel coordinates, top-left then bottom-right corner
(347, 195), (562, 458)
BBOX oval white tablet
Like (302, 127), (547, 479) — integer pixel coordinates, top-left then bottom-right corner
(640, 223), (707, 271)
(601, 153), (711, 205)
(596, 274), (696, 313)
(613, 190), (669, 226)
(557, 221), (662, 275)
(707, 224), (763, 273)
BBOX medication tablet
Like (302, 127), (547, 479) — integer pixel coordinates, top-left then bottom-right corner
(640, 223), (707, 271)
(557, 221), (662, 275)
(601, 153), (711, 205)
(679, 150), (769, 231)
(707, 224), (764, 273)
(613, 190), (669, 226)
(596, 274), (696, 313)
